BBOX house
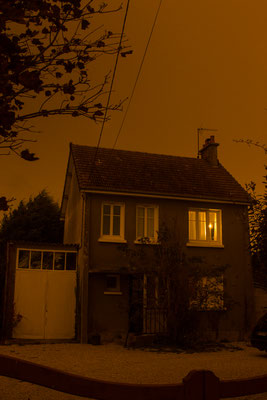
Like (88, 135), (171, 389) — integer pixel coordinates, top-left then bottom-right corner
(60, 136), (254, 343)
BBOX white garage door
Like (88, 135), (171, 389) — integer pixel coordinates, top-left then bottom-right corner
(13, 249), (77, 340)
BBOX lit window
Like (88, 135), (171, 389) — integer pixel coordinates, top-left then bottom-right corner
(190, 275), (225, 311)
(188, 209), (222, 246)
(136, 205), (159, 243)
(100, 203), (125, 242)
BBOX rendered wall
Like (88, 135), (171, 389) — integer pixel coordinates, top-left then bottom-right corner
(84, 193), (253, 341)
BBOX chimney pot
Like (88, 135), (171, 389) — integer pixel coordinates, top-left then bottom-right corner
(199, 135), (219, 166)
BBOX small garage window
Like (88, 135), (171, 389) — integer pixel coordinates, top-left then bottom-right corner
(104, 274), (122, 295)
(17, 249), (77, 271)
(18, 250), (30, 269)
(43, 252), (53, 270)
(30, 251), (42, 269)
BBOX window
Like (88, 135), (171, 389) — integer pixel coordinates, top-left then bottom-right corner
(104, 274), (122, 294)
(99, 203), (126, 242)
(136, 205), (159, 243)
(17, 249), (77, 271)
(189, 275), (225, 311)
(188, 209), (222, 246)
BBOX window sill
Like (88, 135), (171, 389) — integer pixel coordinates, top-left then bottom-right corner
(98, 238), (127, 244)
(104, 291), (122, 295)
(134, 239), (159, 245)
(186, 241), (224, 248)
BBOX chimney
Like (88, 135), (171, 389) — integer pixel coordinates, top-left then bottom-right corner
(199, 135), (219, 166)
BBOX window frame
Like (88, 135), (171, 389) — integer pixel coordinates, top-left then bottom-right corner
(187, 208), (223, 247)
(16, 249), (77, 271)
(104, 274), (122, 295)
(99, 202), (126, 243)
(135, 204), (159, 244)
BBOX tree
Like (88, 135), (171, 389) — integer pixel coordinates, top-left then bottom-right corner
(0, 189), (63, 243)
(120, 224), (228, 347)
(0, 0), (130, 210)
(236, 140), (267, 286)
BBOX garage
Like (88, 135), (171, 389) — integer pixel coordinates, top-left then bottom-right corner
(2, 243), (78, 341)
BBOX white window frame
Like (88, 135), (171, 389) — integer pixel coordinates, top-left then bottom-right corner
(16, 248), (77, 271)
(135, 204), (159, 244)
(99, 202), (126, 243)
(187, 208), (223, 247)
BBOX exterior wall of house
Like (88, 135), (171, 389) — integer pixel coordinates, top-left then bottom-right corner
(63, 156), (83, 246)
(87, 273), (129, 342)
(84, 192), (253, 342)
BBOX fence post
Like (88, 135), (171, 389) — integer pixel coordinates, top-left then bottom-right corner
(204, 370), (220, 400)
(183, 370), (220, 400)
(183, 370), (204, 400)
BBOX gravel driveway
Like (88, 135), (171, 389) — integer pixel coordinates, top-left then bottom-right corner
(0, 341), (266, 400)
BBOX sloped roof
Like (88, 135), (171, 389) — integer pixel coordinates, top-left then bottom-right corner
(69, 144), (250, 204)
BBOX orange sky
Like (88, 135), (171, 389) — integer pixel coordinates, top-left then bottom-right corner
(1, 0), (267, 213)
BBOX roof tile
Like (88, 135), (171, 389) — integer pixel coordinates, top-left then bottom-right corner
(70, 144), (250, 203)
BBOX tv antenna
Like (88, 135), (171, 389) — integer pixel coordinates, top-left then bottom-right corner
(197, 128), (218, 158)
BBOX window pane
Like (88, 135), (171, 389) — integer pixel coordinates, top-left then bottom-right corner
(54, 252), (65, 270)
(18, 250), (29, 269)
(106, 275), (118, 290)
(66, 252), (77, 270)
(103, 215), (110, 235)
(137, 207), (145, 237)
(113, 215), (120, 235)
(189, 211), (196, 240)
(43, 252), (53, 270)
(113, 205), (120, 216)
(208, 212), (217, 241)
(103, 204), (110, 215)
(198, 211), (206, 240)
(147, 208), (154, 238)
(30, 251), (42, 269)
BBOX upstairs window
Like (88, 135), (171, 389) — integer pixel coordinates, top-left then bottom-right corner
(136, 205), (159, 243)
(99, 203), (125, 242)
(188, 209), (222, 247)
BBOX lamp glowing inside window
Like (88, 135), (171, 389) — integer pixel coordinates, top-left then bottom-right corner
(189, 210), (220, 243)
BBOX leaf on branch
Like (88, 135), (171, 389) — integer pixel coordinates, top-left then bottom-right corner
(21, 149), (39, 161)
(72, 111), (79, 117)
(42, 110), (49, 117)
(42, 27), (49, 34)
(87, 5), (95, 13)
(121, 50), (133, 57)
(78, 106), (88, 113)
(32, 38), (42, 45)
(70, 96), (75, 101)
(63, 80), (75, 94)
(55, 72), (62, 78)
(45, 90), (51, 96)
(81, 19), (90, 30)
(94, 103), (103, 108)
(93, 110), (104, 118)
(64, 61), (75, 73)
(77, 62), (85, 69)
(96, 40), (105, 48)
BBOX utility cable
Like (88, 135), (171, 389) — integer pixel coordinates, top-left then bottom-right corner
(90, 0), (131, 170)
(112, 0), (163, 150)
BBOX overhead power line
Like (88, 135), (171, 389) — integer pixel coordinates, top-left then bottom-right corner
(91, 0), (131, 169)
(112, 0), (163, 150)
